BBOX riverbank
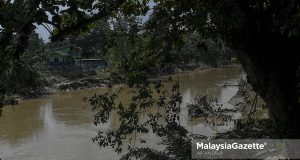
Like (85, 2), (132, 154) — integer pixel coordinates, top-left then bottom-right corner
(46, 76), (110, 93)
(228, 78), (268, 119)
(3, 63), (239, 106)
(185, 76), (273, 139)
(2, 70), (111, 105)
(43, 63), (239, 93)
(215, 78), (275, 139)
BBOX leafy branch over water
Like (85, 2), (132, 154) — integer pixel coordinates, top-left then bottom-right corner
(83, 24), (194, 157)
(85, 78), (186, 157)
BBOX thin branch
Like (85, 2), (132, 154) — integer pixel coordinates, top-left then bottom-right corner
(41, 23), (53, 35)
(43, 19), (60, 28)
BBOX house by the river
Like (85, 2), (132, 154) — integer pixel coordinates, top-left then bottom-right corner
(48, 45), (78, 68)
(47, 45), (107, 72)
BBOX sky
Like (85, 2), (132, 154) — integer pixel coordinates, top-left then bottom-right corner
(36, 25), (51, 42)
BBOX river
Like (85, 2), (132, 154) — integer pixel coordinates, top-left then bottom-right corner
(0, 66), (244, 160)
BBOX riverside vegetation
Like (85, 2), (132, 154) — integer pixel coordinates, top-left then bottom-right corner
(1, 1), (300, 159)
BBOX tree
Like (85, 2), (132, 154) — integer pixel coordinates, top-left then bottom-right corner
(140, 0), (300, 138)
(10, 31), (47, 97)
(25, 31), (44, 54)
(105, 15), (145, 69)
(0, 0), (133, 107)
(170, 33), (234, 68)
(207, 0), (300, 138)
(69, 20), (110, 59)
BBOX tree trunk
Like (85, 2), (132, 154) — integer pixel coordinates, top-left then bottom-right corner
(237, 44), (300, 138)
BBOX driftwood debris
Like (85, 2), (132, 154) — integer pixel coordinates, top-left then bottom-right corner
(187, 95), (237, 126)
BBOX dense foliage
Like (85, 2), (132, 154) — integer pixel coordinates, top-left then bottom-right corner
(1, 0), (300, 159)
(69, 21), (110, 59)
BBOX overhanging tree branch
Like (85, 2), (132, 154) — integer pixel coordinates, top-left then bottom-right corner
(51, 0), (126, 41)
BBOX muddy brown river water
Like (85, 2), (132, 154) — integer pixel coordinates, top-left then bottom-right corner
(0, 66), (244, 160)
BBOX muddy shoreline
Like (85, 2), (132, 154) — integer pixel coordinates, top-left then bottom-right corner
(4, 64), (239, 106)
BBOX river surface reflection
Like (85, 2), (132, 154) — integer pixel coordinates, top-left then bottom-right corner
(0, 66), (244, 160)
